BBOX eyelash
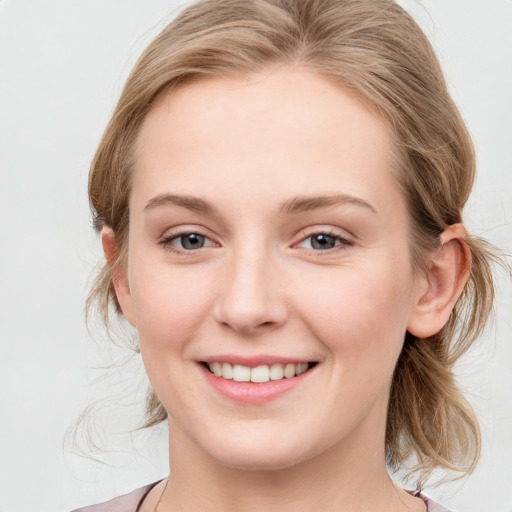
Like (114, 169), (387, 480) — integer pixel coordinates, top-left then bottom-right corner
(158, 230), (353, 256)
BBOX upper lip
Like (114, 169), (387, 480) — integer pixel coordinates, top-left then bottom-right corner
(198, 355), (316, 366)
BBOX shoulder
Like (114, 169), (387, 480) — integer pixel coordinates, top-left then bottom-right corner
(70, 481), (160, 512)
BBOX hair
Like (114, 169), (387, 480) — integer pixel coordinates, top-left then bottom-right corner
(87, 0), (500, 487)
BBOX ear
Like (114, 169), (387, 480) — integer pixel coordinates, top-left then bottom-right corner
(407, 224), (471, 338)
(101, 227), (136, 327)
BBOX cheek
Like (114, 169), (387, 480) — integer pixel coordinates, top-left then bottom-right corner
(127, 265), (218, 414)
(293, 261), (414, 368)
(129, 264), (215, 352)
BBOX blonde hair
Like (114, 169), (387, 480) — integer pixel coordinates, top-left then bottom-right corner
(88, 0), (499, 486)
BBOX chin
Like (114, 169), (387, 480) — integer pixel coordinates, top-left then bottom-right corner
(201, 432), (321, 472)
(215, 451), (308, 472)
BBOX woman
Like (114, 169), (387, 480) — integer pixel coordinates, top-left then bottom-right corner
(75, 0), (499, 510)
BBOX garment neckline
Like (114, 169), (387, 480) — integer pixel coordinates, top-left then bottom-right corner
(136, 480), (429, 512)
(135, 480), (165, 512)
(406, 489), (429, 511)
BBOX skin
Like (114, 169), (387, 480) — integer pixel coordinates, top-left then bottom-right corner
(104, 66), (470, 512)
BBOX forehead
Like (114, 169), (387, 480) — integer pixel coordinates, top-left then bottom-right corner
(132, 66), (403, 219)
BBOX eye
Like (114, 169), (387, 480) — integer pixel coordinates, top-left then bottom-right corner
(177, 233), (206, 250)
(161, 232), (214, 251)
(297, 232), (352, 251)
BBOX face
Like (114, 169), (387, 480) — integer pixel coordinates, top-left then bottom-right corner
(116, 66), (427, 471)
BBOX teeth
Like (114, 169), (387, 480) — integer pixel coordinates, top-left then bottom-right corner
(206, 362), (311, 382)
(283, 363), (295, 379)
(269, 363), (284, 380)
(250, 365), (270, 383)
(296, 362), (308, 375)
(222, 362), (233, 379)
(232, 364), (251, 382)
(212, 362), (222, 377)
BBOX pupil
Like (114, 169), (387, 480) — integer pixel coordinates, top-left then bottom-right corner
(182, 233), (204, 249)
(312, 234), (336, 250)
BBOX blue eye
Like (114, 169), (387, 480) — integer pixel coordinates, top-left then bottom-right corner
(299, 232), (352, 251)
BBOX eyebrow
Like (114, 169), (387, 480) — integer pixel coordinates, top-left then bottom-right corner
(144, 192), (377, 215)
(144, 194), (217, 214)
(280, 194), (377, 215)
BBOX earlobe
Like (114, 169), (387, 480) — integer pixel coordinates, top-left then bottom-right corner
(407, 224), (471, 339)
(101, 227), (136, 327)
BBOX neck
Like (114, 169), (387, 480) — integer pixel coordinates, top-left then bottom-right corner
(156, 421), (421, 512)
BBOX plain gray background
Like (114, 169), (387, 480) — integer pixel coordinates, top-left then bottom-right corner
(1, 1), (511, 511)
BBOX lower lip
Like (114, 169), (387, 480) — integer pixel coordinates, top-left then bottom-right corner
(199, 364), (315, 404)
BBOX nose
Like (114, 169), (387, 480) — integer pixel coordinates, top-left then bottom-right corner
(212, 245), (288, 335)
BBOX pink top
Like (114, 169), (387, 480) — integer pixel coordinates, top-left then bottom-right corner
(71, 481), (452, 512)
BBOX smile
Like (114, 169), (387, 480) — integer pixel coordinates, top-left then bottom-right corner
(203, 362), (316, 383)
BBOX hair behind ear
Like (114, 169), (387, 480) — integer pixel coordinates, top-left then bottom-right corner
(387, 332), (480, 487)
(449, 236), (499, 361)
(387, 234), (506, 486)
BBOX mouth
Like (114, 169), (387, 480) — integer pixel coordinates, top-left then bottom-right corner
(201, 361), (318, 383)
